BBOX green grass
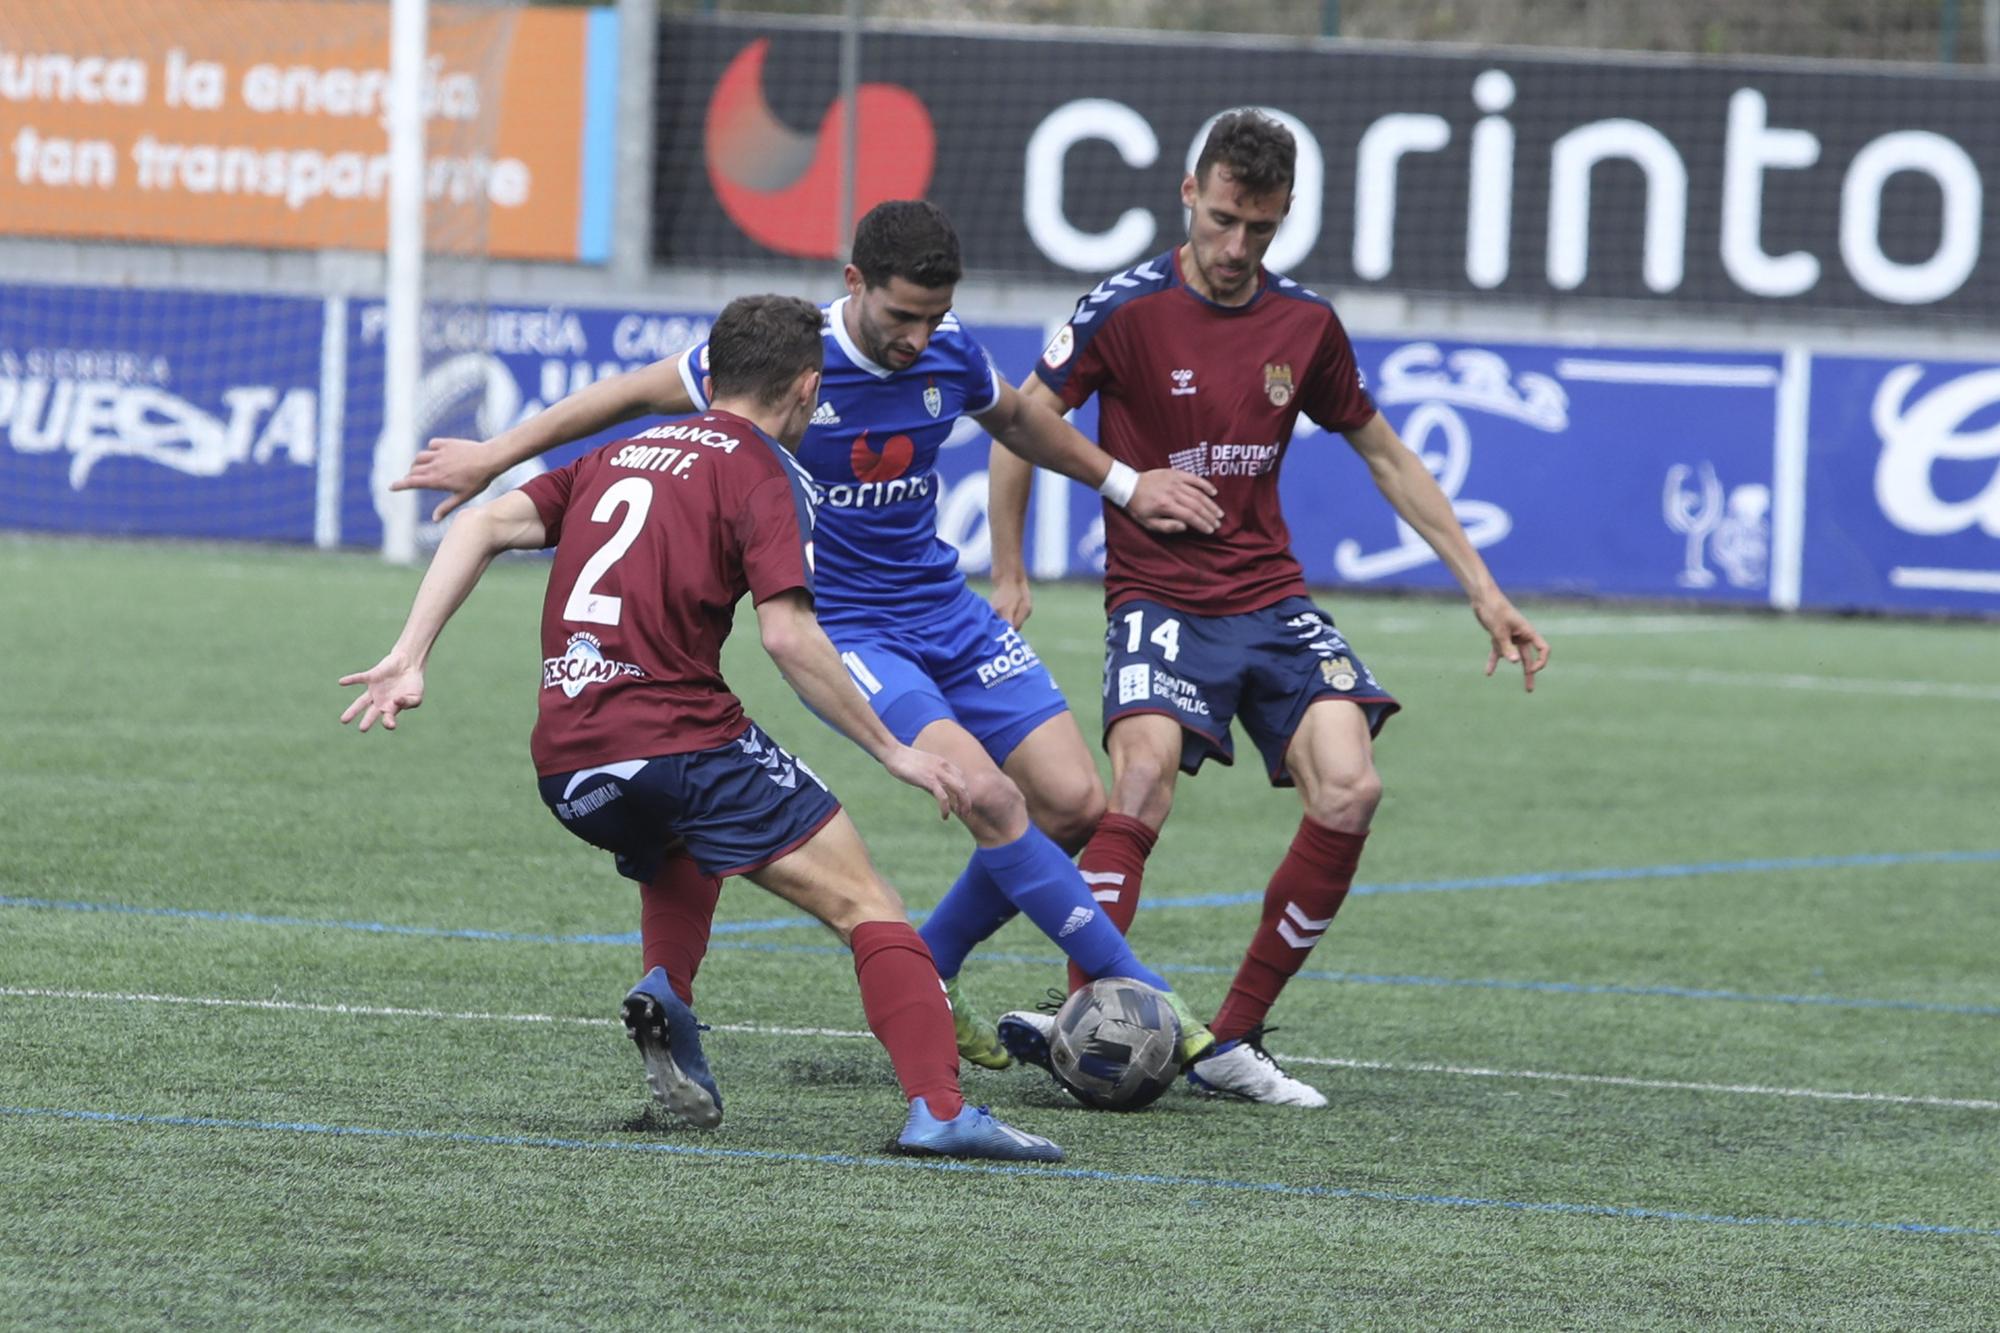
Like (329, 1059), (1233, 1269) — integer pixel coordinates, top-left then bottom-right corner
(2, 533), (1997, 1329)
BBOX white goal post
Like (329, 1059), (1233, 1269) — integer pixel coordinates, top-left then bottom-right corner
(381, 0), (429, 565)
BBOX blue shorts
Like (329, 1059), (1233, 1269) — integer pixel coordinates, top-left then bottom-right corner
(536, 720), (841, 881)
(822, 587), (1070, 765)
(1102, 596), (1399, 786)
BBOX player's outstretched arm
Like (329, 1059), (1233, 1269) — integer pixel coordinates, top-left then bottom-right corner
(1343, 412), (1551, 692)
(393, 358), (697, 521)
(986, 438), (1036, 628)
(977, 380), (1222, 538)
(338, 491), (549, 732)
(753, 591), (970, 820)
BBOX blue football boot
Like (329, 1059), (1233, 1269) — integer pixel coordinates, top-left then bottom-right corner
(620, 967), (722, 1128)
(896, 1097), (1063, 1162)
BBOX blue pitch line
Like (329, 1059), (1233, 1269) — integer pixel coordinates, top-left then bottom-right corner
(715, 848), (2000, 929)
(0, 895), (646, 948)
(701, 943), (2000, 1018)
(0, 892), (789, 945)
(4, 1105), (1992, 1239)
(7, 892), (1997, 1017)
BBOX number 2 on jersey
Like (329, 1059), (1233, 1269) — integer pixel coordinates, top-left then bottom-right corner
(563, 476), (653, 626)
(1122, 608), (1182, 662)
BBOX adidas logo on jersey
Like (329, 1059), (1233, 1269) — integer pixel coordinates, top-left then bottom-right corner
(1058, 906), (1096, 938)
(810, 401), (841, 426)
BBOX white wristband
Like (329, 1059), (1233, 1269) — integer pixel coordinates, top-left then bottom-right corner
(1097, 459), (1139, 508)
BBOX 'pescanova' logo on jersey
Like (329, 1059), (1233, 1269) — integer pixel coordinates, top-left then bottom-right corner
(542, 631), (646, 698)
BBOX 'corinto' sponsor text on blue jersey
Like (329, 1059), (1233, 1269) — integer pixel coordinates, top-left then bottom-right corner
(678, 297), (1002, 624)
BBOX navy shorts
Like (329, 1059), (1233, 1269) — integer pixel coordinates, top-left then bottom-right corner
(822, 585), (1070, 765)
(536, 720), (841, 881)
(1101, 595), (1399, 786)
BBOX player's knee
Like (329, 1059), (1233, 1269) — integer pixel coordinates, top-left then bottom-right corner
(1304, 765), (1381, 831)
(816, 876), (908, 943)
(962, 768), (1030, 843)
(1032, 774), (1106, 853)
(1109, 752), (1175, 827)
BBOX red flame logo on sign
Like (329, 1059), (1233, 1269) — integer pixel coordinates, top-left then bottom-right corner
(704, 39), (937, 259)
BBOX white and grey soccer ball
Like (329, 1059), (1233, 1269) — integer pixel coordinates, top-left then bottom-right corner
(1048, 978), (1183, 1111)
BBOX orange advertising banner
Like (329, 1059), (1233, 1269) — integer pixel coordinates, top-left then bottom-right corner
(0, 0), (615, 260)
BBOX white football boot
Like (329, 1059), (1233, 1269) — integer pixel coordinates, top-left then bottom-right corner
(995, 1007), (1056, 1071)
(1186, 1030), (1328, 1107)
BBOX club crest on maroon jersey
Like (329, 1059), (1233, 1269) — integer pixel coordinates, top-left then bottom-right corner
(1264, 362), (1294, 407)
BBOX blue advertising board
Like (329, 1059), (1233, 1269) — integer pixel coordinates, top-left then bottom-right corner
(1800, 354), (2000, 615)
(3, 280), (1993, 620)
(336, 298), (714, 550)
(950, 335), (1791, 612)
(0, 283), (327, 542)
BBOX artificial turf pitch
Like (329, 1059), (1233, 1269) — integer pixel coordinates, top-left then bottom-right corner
(2, 535), (1995, 1328)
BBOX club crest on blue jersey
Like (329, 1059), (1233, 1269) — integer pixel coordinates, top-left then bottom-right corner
(924, 378), (942, 418)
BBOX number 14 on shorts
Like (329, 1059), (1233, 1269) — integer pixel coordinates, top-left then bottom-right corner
(1122, 608), (1181, 661)
(1113, 607), (1184, 707)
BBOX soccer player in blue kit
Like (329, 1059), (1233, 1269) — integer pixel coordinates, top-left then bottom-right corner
(395, 202), (1227, 1075)
(986, 111), (1551, 1106)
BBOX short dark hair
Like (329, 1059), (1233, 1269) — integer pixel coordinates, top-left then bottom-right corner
(1195, 110), (1295, 197)
(705, 294), (823, 407)
(849, 199), (962, 291)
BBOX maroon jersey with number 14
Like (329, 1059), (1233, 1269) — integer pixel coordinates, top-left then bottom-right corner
(516, 409), (818, 776)
(1034, 248), (1377, 617)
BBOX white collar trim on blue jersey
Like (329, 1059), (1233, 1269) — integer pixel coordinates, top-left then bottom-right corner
(826, 295), (895, 380)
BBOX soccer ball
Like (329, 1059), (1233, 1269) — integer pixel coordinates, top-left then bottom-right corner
(1048, 978), (1183, 1111)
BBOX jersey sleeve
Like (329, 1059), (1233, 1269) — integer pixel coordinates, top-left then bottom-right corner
(1031, 299), (1115, 410)
(735, 471), (815, 604)
(954, 330), (1004, 414)
(1301, 311), (1378, 434)
(676, 342), (711, 411)
(515, 457), (581, 548)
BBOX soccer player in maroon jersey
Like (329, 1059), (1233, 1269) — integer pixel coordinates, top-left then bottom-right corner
(987, 111), (1550, 1106)
(391, 203), (1225, 1078)
(338, 294), (1062, 1161)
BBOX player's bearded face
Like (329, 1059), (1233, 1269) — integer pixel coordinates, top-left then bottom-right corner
(846, 273), (955, 370)
(1180, 166), (1289, 304)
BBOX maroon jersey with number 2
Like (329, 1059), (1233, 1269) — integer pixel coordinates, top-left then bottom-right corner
(1035, 248), (1377, 616)
(516, 409), (818, 776)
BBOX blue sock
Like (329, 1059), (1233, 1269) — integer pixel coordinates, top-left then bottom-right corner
(973, 827), (1170, 991)
(919, 855), (1017, 979)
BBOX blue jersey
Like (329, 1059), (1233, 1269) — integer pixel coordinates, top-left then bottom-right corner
(679, 297), (1002, 626)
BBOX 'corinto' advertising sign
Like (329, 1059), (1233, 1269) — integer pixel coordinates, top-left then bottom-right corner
(655, 18), (2000, 318)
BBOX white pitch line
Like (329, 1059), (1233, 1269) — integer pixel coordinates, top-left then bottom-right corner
(1558, 662), (2000, 702)
(1282, 1055), (2000, 1112)
(6, 986), (1994, 1113)
(1369, 614), (1742, 637)
(1392, 659), (2000, 702)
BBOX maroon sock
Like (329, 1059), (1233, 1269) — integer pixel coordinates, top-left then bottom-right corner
(1067, 813), (1159, 994)
(638, 849), (722, 1005)
(850, 921), (964, 1119)
(1209, 821), (1367, 1044)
